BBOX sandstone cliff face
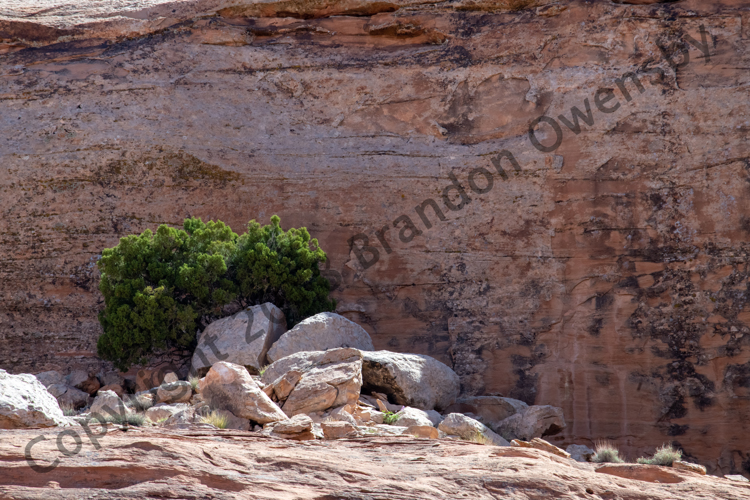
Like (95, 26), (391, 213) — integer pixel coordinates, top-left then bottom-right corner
(0, 0), (748, 474)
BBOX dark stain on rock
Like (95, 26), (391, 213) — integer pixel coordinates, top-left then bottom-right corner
(588, 317), (603, 337)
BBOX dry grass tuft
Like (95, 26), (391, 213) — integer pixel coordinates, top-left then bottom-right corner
(637, 443), (682, 466)
(591, 440), (624, 463)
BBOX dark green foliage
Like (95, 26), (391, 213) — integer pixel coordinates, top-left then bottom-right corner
(97, 215), (334, 370)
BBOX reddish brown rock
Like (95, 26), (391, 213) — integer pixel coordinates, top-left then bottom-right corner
(1, 428), (749, 499)
(0, 0), (749, 474)
(98, 384), (124, 398)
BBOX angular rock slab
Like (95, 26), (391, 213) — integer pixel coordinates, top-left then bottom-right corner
(321, 421), (358, 439)
(672, 461), (706, 475)
(89, 390), (131, 418)
(361, 351), (459, 411)
(511, 438), (570, 458)
(438, 413), (509, 446)
(266, 312), (373, 363)
(65, 369), (101, 396)
(0, 369), (68, 428)
(192, 303), (287, 376)
(48, 384), (91, 410)
(199, 361), (287, 424)
(262, 348), (363, 417)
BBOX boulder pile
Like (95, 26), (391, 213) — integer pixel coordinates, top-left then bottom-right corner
(8, 305), (566, 449)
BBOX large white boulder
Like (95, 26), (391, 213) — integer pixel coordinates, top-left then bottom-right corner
(191, 303), (287, 376)
(438, 413), (509, 446)
(393, 407), (435, 427)
(0, 369), (68, 428)
(261, 348), (363, 417)
(360, 351), (460, 411)
(266, 312), (373, 363)
(199, 361), (287, 424)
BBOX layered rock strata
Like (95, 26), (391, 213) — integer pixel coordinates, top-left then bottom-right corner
(0, 0), (749, 474)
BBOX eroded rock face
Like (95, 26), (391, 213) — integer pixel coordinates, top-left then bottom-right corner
(266, 312), (373, 363)
(1, 0), (750, 473)
(0, 370), (68, 428)
(191, 303), (287, 376)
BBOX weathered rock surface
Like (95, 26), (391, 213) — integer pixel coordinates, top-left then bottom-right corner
(154, 381), (193, 404)
(88, 390), (130, 418)
(65, 370), (101, 396)
(267, 414), (315, 440)
(444, 396), (527, 428)
(0, 370), (68, 428)
(438, 413), (509, 446)
(406, 425), (439, 439)
(266, 312), (373, 363)
(361, 351), (460, 411)
(199, 361), (287, 424)
(269, 348), (363, 416)
(192, 303), (287, 376)
(673, 461), (707, 475)
(494, 404), (566, 441)
(98, 383), (124, 398)
(145, 404), (190, 423)
(1, 0), (750, 473)
(393, 407), (434, 428)
(3, 427), (749, 499)
(35, 371), (64, 388)
(511, 438), (571, 459)
(567, 444), (595, 463)
(321, 421), (358, 440)
(55, 386), (92, 410)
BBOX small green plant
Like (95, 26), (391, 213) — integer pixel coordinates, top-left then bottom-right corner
(201, 410), (229, 429)
(382, 410), (400, 425)
(156, 417), (169, 425)
(60, 402), (78, 417)
(126, 395), (154, 412)
(637, 444), (682, 466)
(591, 441), (624, 463)
(259, 365), (269, 377)
(189, 376), (200, 392)
(104, 412), (146, 427)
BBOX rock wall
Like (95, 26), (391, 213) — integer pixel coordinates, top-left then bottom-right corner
(0, 0), (749, 474)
